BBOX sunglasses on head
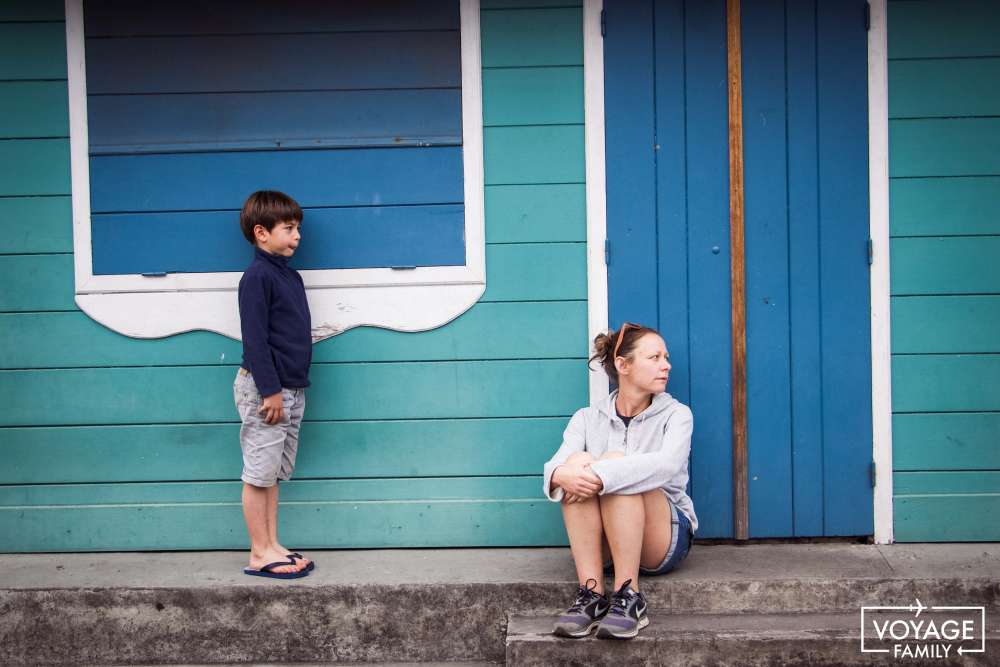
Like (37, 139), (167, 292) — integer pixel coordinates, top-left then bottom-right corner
(613, 322), (638, 359)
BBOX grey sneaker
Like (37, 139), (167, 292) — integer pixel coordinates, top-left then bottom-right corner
(595, 579), (649, 639)
(552, 578), (609, 638)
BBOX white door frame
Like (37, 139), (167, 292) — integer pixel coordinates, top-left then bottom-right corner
(868, 0), (894, 545)
(583, 0), (610, 405)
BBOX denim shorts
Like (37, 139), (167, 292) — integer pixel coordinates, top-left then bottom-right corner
(640, 497), (694, 576)
(603, 494), (694, 577)
(233, 369), (306, 487)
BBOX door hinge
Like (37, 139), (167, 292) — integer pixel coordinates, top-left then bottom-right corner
(867, 238), (874, 266)
(865, 2), (871, 31)
(604, 239), (611, 265)
(601, 9), (606, 37)
(870, 461), (877, 488)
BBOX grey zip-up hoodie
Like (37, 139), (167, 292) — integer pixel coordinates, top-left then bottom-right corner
(542, 390), (698, 533)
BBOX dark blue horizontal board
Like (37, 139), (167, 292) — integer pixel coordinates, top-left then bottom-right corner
(84, 0), (459, 36)
(88, 89), (461, 153)
(92, 205), (466, 274)
(89, 146), (463, 213)
(85, 31), (460, 95)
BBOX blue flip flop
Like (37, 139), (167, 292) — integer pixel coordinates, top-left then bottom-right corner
(243, 559), (309, 579)
(287, 552), (315, 572)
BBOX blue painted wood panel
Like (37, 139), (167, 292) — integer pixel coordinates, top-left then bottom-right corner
(742, 0), (794, 537)
(85, 32), (461, 94)
(607, 0), (872, 538)
(785, 0), (825, 537)
(88, 90), (462, 152)
(84, 0), (460, 36)
(604, 0), (657, 329)
(92, 205), (466, 275)
(90, 147), (464, 212)
(84, 0), (465, 276)
(814, 0), (872, 537)
(670, 0), (733, 540)
(606, 0), (733, 538)
(741, 0), (872, 537)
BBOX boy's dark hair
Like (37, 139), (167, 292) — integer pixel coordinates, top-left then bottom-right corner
(240, 190), (303, 245)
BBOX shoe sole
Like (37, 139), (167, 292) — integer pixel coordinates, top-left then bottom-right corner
(553, 619), (602, 638)
(595, 615), (649, 640)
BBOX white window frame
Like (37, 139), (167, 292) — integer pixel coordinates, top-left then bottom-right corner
(65, 0), (485, 340)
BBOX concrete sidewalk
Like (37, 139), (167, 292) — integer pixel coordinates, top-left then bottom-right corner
(3, 542), (998, 588)
(1, 543), (998, 665)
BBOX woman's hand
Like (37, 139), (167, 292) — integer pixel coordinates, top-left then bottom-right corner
(553, 462), (603, 503)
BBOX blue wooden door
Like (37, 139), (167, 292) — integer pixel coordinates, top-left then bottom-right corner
(604, 0), (873, 538)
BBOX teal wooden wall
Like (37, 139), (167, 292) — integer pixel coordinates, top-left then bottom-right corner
(888, 0), (1000, 541)
(0, 0), (588, 551)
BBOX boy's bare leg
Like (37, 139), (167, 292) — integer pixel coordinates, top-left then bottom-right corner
(560, 451), (605, 591)
(266, 483), (309, 571)
(242, 482), (296, 573)
(597, 451), (644, 591)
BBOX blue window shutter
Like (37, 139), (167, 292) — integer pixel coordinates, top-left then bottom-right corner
(85, 0), (465, 275)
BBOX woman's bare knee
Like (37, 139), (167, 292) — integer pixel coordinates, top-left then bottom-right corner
(565, 451), (595, 465)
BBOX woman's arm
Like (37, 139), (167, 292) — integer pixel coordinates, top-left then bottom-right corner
(542, 409), (591, 502)
(588, 406), (693, 495)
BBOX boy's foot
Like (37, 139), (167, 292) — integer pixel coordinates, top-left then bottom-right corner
(248, 548), (301, 575)
(243, 559), (309, 579)
(274, 541), (311, 572)
(595, 579), (649, 640)
(552, 578), (609, 638)
(286, 552), (314, 572)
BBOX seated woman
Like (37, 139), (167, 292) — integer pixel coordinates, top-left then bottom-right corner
(543, 322), (697, 640)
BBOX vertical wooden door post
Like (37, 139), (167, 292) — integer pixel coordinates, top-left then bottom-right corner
(727, 0), (749, 540)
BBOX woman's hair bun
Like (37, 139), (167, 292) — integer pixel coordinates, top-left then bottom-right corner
(588, 323), (660, 382)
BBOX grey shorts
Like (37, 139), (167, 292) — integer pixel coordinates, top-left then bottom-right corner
(233, 369), (306, 487)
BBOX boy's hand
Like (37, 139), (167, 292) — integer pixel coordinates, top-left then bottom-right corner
(259, 392), (284, 425)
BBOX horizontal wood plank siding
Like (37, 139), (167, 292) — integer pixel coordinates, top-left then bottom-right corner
(0, 492), (566, 552)
(4, 419), (570, 484)
(888, 0), (1000, 541)
(1, 0), (588, 551)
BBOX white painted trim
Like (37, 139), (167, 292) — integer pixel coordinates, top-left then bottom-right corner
(64, 0), (92, 293)
(868, 0), (894, 544)
(65, 0), (485, 340)
(583, 0), (610, 405)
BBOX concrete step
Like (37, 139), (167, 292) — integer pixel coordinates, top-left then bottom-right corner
(506, 611), (1000, 666)
(2, 545), (998, 665)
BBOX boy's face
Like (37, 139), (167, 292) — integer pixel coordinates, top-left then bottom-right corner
(254, 219), (301, 257)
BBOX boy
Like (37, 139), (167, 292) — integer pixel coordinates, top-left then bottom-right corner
(234, 190), (314, 578)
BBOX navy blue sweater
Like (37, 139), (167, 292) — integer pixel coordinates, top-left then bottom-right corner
(238, 248), (312, 396)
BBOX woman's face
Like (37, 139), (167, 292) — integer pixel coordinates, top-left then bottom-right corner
(617, 333), (672, 394)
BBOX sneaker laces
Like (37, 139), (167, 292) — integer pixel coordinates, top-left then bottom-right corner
(566, 577), (601, 613)
(607, 578), (635, 617)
